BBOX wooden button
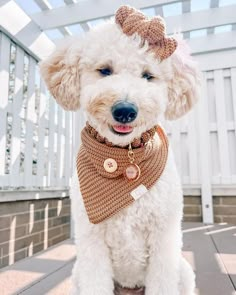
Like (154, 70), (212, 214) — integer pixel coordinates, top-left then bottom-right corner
(103, 158), (118, 173)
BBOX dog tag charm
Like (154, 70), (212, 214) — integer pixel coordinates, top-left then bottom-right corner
(124, 144), (141, 181)
(124, 163), (141, 181)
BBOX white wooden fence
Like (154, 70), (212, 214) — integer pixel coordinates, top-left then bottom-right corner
(0, 31), (73, 189)
(166, 68), (236, 187)
(0, 26), (236, 222)
(163, 63), (236, 222)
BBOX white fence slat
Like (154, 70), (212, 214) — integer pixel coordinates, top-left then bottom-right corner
(72, 110), (86, 170)
(0, 33), (10, 187)
(178, 115), (189, 183)
(10, 45), (24, 187)
(197, 73), (214, 223)
(36, 80), (47, 186)
(210, 131), (221, 184)
(61, 112), (66, 186)
(187, 110), (199, 184)
(48, 98), (56, 187)
(171, 120), (182, 178)
(32, 0), (180, 30)
(24, 57), (36, 187)
(231, 68), (236, 138)
(214, 70), (231, 184)
(56, 106), (63, 184)
(224, 74), (234, 122)
(230, 67), (236, 181)
(64, 112), (71, 186)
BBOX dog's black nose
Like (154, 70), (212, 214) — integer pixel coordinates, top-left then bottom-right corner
(111, 101), (138, 123)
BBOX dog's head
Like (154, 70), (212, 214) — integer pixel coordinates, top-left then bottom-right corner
(40, 6), (201, 146)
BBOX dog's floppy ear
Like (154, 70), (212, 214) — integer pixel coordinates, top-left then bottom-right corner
(40, 41), (81, 111)
(165, 38), (201, 120)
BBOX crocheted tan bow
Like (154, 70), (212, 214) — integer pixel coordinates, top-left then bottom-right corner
(115, 5), (177, 61)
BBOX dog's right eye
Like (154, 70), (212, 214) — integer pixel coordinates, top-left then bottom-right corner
(97, 68), (113, 76)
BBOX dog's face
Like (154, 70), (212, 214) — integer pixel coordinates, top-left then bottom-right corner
(79, 24), (172, 146)
(40, 22), (200, 146)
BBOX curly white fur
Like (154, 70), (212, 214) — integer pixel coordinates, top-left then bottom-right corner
(40, 20), (200, 295)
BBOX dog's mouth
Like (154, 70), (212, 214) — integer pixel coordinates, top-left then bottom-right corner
(109, 124), (133, 135)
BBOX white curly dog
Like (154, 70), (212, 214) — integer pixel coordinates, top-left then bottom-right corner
(40, 5), (200, 295)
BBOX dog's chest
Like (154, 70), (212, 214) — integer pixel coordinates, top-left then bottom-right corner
(100, 153), (182, 286)
(103, 183), (167, 286)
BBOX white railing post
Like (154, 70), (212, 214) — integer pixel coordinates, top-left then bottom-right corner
(10, 45), (24, 187)
(0, 33), (10, 187)
(24, 57), (36, 187)
(197, 73), (214, 224)
(37, 79), (47, 187)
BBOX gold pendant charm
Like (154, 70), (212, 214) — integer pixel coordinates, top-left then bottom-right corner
(124, 163), (141, 181)
(124, 143), (141, 181)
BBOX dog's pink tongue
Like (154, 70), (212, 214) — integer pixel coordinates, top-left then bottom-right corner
(113, 125), (133, 133)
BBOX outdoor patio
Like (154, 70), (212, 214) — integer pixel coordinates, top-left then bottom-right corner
(0, 0), (236, 294)
(0, 223), (236, 295)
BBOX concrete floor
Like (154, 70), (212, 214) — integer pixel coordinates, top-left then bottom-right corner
(0, 223), (236, 295)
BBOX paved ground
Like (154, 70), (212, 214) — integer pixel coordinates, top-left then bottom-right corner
(0, 223), (236, 295)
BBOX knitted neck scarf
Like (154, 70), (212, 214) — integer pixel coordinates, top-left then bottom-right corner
(85, 122), (158, 148)
(77, 125), (168, 224)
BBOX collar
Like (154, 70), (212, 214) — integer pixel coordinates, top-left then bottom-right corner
(85, 122), (157, 149)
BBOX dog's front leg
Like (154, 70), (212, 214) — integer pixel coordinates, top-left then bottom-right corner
(71, 229), (114, 295)
(145, 222), (182, 295)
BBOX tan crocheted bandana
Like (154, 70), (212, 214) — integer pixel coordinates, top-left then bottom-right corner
(77, 125), (168, 224)
(115, 5), (177, 61)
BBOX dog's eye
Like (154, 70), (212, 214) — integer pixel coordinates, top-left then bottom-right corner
(142, 72), (154, 81)
(97, 67), (113, 76)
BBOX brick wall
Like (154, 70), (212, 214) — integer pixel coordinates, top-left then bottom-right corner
(213, 196), (236, 223)
(183, 195), (236, 223)
(0, 198), (70, 269)
(184, 196), (202, 222)
(1, 195), (235, 268)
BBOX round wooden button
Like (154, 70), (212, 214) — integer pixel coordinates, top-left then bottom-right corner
(103, 158), (118, 173)
(124, 164), (141, 181)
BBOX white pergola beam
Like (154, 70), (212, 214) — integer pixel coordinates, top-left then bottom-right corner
(210, 0), (219, 8)
(154, 6), (163, 17)
(80, 23), (90, 32)
(31, 0), (180, 30)
(34, 0), (52, 10)
(64, 0), (76, 3)
(60, 27), (72, 36)
(165, 5), (236, 34)
(189, 30), (236, 55)
(31, 1), (236, 36)
(195, 50), (236, 72)
(207, 0), (219, 35)
(53, 30), (236, 55)
(182, 0), (190, 13)
(0, 0), (55, 60)
(34, 0), (72, 36)
(181, 0), (190, 39)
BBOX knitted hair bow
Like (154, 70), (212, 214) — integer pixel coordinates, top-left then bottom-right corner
(115, 5), (178, 61)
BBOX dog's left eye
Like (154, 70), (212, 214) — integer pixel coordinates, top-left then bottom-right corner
(142, 72), (154, 81)
(97, 67), (113, 76)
